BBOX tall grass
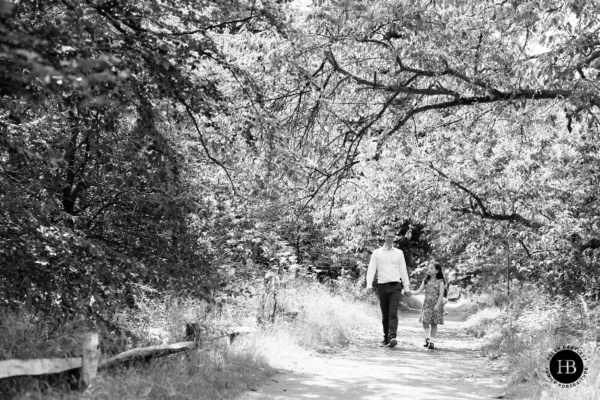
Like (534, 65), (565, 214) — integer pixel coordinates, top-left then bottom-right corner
(463, 283), (599, 399)
(272, 278), (378, 350)
(0, 276), (379, 399)
(68, 340), (274, 400)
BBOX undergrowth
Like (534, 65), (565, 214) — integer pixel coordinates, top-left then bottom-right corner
(464, 284), (600, 399)
(0, 276), (377, 399)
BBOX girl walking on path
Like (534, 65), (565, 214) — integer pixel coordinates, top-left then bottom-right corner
(412, 262), (446, 350)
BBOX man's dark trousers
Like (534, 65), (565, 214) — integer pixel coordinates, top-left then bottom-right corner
(377, 282), (402, 340)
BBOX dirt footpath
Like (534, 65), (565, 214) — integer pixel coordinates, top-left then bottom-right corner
(237, 309), (508, 400)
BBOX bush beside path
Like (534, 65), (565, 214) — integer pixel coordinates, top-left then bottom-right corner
(237, 309), (507, 400)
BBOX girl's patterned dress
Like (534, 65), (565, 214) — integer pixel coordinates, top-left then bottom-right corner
(418, 278), (445, 325)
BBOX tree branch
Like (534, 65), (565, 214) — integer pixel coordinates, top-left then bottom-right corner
(519, 239), (532, 257)
(182, 103), (238, 196)
(300, 160), (359, 212)
(428, 164), (543, 229)
(450, 206), (543, 229)
(0, 168), (21, 183)
(165, 16), (256, 36)
(325, 50), (460, 97)
(376, 88), (570, 151)
(428, 164), (490, 215)
(327, 46), (575, 154)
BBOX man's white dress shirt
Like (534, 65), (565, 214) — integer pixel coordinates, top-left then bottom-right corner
(366, 246), (410, 291)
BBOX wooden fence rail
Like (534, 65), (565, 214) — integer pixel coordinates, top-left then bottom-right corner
(0, 325), (256, 389)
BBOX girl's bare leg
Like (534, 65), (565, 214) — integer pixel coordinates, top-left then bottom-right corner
(422, 322), (430, 346)
(430, 323), (438, 338)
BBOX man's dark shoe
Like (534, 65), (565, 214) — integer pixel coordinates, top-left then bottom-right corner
(428, 342), (435, 350)
(380, 335), (389, 346)
(389, 337), (397, 348)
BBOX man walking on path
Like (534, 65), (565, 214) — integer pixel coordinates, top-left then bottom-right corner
(366, 226), (412, 347)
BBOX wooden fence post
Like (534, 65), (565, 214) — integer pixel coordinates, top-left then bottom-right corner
(185, 323), (201, 341)
(0, 326), (257, 385)
(80, 332), (100, 390)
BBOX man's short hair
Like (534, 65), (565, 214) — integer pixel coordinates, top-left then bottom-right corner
(382, 226), (395, 236)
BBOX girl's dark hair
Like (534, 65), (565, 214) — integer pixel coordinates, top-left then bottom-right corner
(424, 262), (448, 297)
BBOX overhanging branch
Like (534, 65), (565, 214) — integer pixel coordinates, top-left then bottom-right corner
(326, 48), (574, 153)
(429, 164), (543, 229)
(451, 207), (543, 229)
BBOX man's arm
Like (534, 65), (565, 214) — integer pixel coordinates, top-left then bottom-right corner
(366, 251), (377, 289)
(398, 250), (410, 292)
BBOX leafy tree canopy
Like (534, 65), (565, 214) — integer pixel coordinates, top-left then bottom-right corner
(2, 0), (600, 325)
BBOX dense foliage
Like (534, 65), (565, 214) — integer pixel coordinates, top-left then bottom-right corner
(1, 0), (599, 325)
(0, 0), (295, 322)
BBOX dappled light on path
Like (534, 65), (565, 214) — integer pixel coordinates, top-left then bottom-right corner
(237, 309), (507, 400)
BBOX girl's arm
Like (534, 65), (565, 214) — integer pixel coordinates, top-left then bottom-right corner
(412, 281), (425, 295)
(434, 281), (444, 310)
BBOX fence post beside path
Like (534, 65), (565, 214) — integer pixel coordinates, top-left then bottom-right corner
(80, 332), (100, 390)
(1, 325), (257, 388)
(185, 323), (201, 341)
